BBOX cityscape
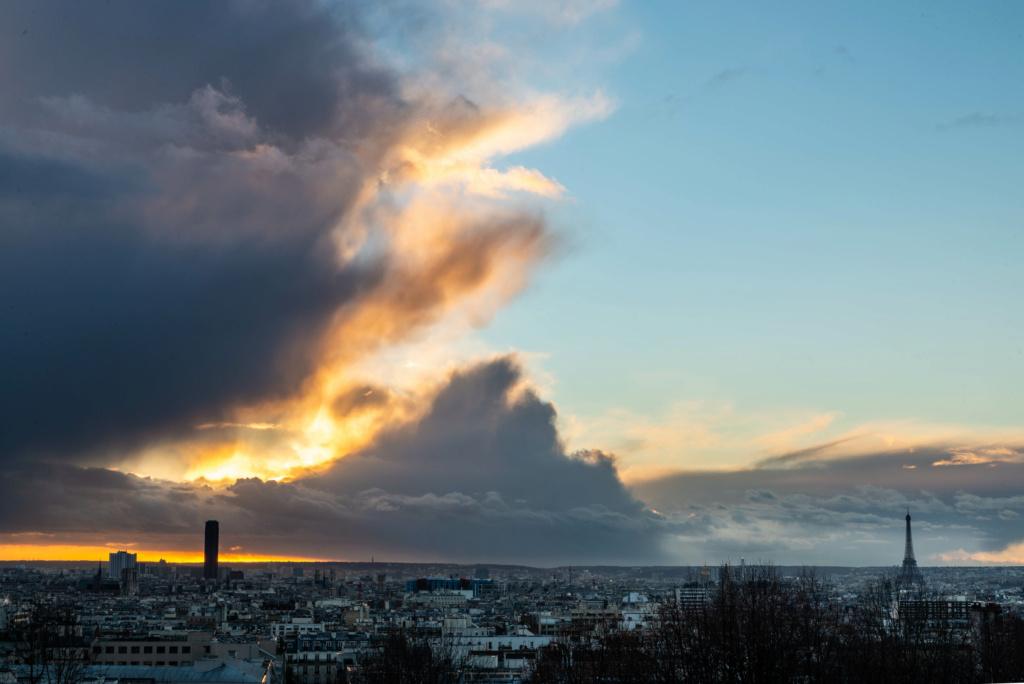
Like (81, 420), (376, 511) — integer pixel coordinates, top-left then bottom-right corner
(1, 516), (1024, 683)
(3, 0), (1024, 682)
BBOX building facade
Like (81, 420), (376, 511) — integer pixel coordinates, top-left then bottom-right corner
(108, 550), (137, 580)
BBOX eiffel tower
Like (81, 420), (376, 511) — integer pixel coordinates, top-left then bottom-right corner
(900, 509), (923, 586)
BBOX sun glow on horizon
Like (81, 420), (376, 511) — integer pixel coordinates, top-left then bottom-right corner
(0, 544), (340, 564)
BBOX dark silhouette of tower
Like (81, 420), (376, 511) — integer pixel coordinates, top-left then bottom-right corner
(901, 509), (923, 585)
(204, 520), (219, 580)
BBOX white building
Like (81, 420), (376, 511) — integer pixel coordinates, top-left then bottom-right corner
(108, 551), (138, 580)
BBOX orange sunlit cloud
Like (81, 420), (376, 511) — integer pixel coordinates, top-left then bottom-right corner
(937, 542), (1024, 565)
(26, 49), (615, 511)
(114, 90), (603, 487)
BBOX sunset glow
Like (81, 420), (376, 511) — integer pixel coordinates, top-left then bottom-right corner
(0, 546), (332, 564)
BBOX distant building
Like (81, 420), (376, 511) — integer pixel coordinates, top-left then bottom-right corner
(121, 567), (139, 596)
(108, 550), (137, 580)
(676, 586), (710, 610)
(405, 577), (494, 597)
(900, 599), (971, 628)
(204, 520), (219, 580)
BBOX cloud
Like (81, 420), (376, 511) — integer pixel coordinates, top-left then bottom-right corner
(833, 45), (856, 63)
(630, 440), (1024, 565)
(479, 0), (618, 27)
(0, 0), (632, 568)
(702, 67), (756, 93)
(0, 0), (603, 485)
(938, 541), (1024, 564)
(931, 446), (1020, 467)
(937, 112), (1024, 131)
(0, 358), (667, 565)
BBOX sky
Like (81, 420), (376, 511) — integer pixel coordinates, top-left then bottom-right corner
(1, 0), (1023, 568)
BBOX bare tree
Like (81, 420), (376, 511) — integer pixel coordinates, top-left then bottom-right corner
(527, 620), (658, 684)
(529, 567), (1018, 684)
(4, 600), (88, 684)
(790, 567), (843, 684)
(350, 627), (465, 684)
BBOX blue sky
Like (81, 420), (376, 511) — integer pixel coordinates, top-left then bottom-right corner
(484, 0), (1024, 453)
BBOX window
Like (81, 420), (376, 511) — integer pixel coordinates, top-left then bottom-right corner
(170, 646), (178, 654)
(157, 646), (165, 654)
(182, 646), (191, 654)
(144, 661), (153, 666)
(228, 650), (236, 658)
(118, 662), (127, 666)
(93, 647), (101, 655)
(204, 646), (210, 654)
(156, 662), (164, 666)
(118, 646), (127, 654)
(106, 647), (114, 654)
(131, 646), (140, 654)
(131, 661), (139, 666)
(144, 646), (153, 654)
(182, 661), (191, 666)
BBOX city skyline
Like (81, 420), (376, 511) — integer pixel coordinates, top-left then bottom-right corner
(0, 512), (938, 569)
(1, 1), (1023, 567)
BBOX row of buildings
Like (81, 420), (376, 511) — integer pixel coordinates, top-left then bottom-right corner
(1, 557), (1022, 684)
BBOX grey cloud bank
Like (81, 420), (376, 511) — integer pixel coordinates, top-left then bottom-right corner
(632, 445), (1024, 566)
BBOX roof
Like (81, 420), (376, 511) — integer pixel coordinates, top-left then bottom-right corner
(88, 661), (266, 683)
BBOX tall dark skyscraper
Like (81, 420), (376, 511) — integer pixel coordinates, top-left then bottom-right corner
(204, 520), (219, 580)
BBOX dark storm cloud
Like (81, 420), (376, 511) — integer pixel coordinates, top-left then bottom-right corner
(0, 0), (633, 565)
(0, 0), (428, 463)
(0, 461), (203, 537)
(0, 358), (668, 565)
(0, 145), (373, 461)
(0, 0), (396, 141)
